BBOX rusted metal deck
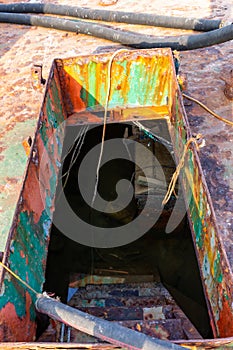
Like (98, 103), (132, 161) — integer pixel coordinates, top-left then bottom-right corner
(0, 0), (232, 346)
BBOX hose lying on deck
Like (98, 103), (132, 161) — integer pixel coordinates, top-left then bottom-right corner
(0, 12), (232, 51)
(0, 3), (223, 31)
(36, 293), (185, 350)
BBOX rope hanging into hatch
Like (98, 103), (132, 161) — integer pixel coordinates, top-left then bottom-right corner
(162, 133), (203, 206)
(91, 48), (129, 207)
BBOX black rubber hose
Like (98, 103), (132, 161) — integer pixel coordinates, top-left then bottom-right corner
(0, 2), (223, 32)
(0, 13), (232, 51)
(36, 294), (185, 350)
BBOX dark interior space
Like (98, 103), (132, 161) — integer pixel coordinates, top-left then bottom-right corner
(43, 116), (213, 339)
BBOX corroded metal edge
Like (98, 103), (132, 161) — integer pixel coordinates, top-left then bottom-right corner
(0, 48), (176, 342)
(0, 47), (231, 341)
(1, 337), (233, 350)
(168, 84), (233, 337)
(0, 62), (67, 341)
(55, 48), (174, 117)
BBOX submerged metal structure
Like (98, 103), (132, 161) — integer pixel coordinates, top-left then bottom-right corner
(0, 48), (232, 345)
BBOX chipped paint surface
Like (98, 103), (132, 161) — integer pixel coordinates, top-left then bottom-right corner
(56, 49), (173, 117)
(0, 0), (232, 343)
(0, 292), (36, 342)
(0, 119), (37, 252)
(0, 64), (67, 341)
(0, 46), (231, 342)
(0, 47), (186, 341)
(0, 48), (175, 341)
(168, 93), (233, 337)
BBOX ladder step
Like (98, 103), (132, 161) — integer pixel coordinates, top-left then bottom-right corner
(71, 283), (173, 300)
(69, 295), (170, 308)
(68, 319), (186, 343)
(75, 305), (174, 321)
(39, 276), (203, 343)
(84, 282), (163, 290)
(117, 319), (185, 340)
(69, 273), (155, 288)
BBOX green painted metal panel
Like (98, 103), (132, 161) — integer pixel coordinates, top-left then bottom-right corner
(1, 48), (232, 342)
(0, 64), (67, 341)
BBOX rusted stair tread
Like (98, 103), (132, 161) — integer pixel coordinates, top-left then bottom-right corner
(71, 283), (172, 300)
(70, 288), (173, 301)
(68, 319), (186, 343)
(84, 282), (164, 290)
(74, 305), (174, 321)
(57, 277), (202, 344)
(120, 318), (202, 340)
(69, 295), (171, 308)
(94, 269), (161, 281)
(117, 319), (185, 340)
(69, 273), (156, 288)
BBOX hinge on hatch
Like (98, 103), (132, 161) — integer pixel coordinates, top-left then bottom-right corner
(31, 64), (46, 91)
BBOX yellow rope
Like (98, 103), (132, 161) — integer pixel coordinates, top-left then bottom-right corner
(183, 93), (233, 127)
(92, 48), (129, 206)
(0, 261), (40, 296)
(162, 133), (202, 206)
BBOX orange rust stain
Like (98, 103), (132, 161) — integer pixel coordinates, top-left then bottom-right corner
(0, 292), (36, 342)
(23, 162), (44, 223)
(217, 297), (233, 337)
(22, 138), (31, 157)
(64, 71), (86, 114)
(135, 323), (141, 332)
(67, 111), (105, 125)
(53, 68), (67, 116)
(154, 56), (171, 106)
(20, 250), (25, 259)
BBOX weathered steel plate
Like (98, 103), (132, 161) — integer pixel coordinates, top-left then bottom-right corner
(1, 2), (232, 336)
(0, 48), (176, 341)
(0, 62), (67, 341)
(168, 93), (233, 337)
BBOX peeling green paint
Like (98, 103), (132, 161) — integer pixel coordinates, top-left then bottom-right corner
(0, 66), (67, 340)
(0, 119), (36, 252)
(60, 52), (172, 113)
(214, 251), (223, 283)
(1, 48), (232, 340)
(171, 93), (233, 336)
(39, 120), (49, 146)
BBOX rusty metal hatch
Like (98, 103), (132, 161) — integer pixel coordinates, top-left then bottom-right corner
(0, 48), (232, 342)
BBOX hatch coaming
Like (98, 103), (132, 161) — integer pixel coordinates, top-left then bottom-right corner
(0, 63), (67, 341)
(0, 48), (232, 341)
(55, 49), (175, 120)
(168, 93), (233, 337)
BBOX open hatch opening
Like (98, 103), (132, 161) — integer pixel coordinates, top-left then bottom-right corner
(43, 115), (213, 339)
